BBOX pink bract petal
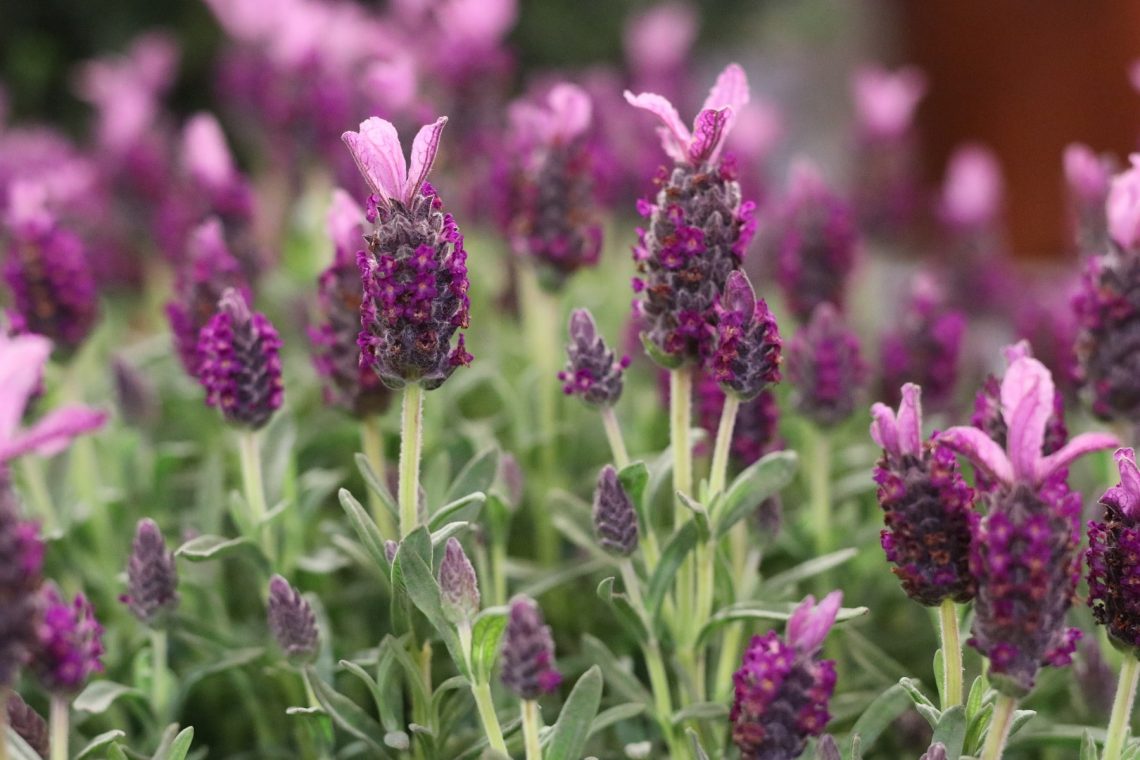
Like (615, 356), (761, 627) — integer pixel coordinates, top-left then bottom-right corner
(624, 2), (698, 75)
(404, 116), (447, 204)
(938, 426), (1014, 486)
(787, 590), (842, 656)
(0, 406), (108, 462)
(1000, 357), (1054, 482)
(1001, 339), (1032, 365)
(1037, 432), (1119, 485)
(701, 63), (750, 117)
(1064, 143), (1110, 203)
(688, 107), (731, 165)
(342, 117), (407, 202)
(326, 189), (364, 255)
(547, 84), (592, 143)
(0, 333), (52, 441)
(182, 113), (235, 192)
(623, 90), (690, 163)
(869, 402), (899, 457)
(1107, 154), (1140, 250)
(851, 64), (926, 140)
(895, 383), (922, 458)
(723, 270), (755, 319)
(1105, 448), (1140, 519)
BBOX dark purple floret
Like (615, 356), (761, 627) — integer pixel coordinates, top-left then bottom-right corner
(500, 596), (562, 700)
(710, 270), (781, 400)
(592, 465), (639, 557)
(632, 160), (756, 367)
(6, 691), (48, 758)
(1087, 448), (1140, 653)
(879, 277), (965, 409)
(1074, 247), (1140, 423)
(34, 584), (104, 695)
(786, 303), (867, 428)
(773, 163), (858, 324)
(358, 183), (473, 390)
(0, 481), (43, 689)
(920, 743), (948, 760)
(558, 309), (629, 407)
(122, 518), (179, 626)
(197, 288), (284, 430)
(439, 538), (480, 625)
(968, 480), (1082, 697)
(166, 218), (249, 377)
(267, 575), (319, 665)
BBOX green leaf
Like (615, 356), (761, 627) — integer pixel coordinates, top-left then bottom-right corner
(848, 684), (910, 757)
(393, 527), (469, 678)
(339, 659), (388, 724)
(429, 493), (486, 530)
(760, 548), (858, 595)
(355, 452), (399, 522)
(471, 607), (509, 684)
(676, 492), (712, 542)
(686, 728), (710, 760)
(515, 557), (609, 599)
(155, 726), (194, 760)
(1011, 724), (1107, 748)
(580, 634), (652, 707)
(174, 534), (261, 565)
(1009, 709), (1037, 739)
(588, 703), (646, 739)
(965, 702), (994, 755)
(617, 461), (649, 526)
(76, 730), (127, 759)
(1081, 729), (1099, 760)
(714, 450), (798, 537)
(965, 673), (989, 721)
(304, 666), (393, 757)
(6, 728), (43, 760)
(444, 448), (500, 506)
(338, 488), (392, 575)
(178, 647), (264, 695)
(645, 521), (699, 622)
(596, 577), (650, 643)
(641, 333), (683, 369)
(933, 649), (946, 709)
(430, 520), (471, 547)
(932, 706), (967, 759)
(697, 602), (868, 646)
(73, 680), (143, 713)
(671, 702), (728, 725)
(544, 666), (604, 760)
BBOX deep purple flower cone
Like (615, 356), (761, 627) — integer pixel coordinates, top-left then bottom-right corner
(786, 303), (867, 428)
(197, 288), (284, 429)
(1074, 248), (1140, 423)
(879, 278), (965, 409)
(500, 596), (562, 700)
(593, 465), (639, 556)
(1088, 449), (1140, 653)
(267, 575), (319, 665)
(35, 585), (104, 695)
(6, 691), (48, 758)
(123, 518), (178, 626)
(969, 481), (1082, 696)
(711, 271), (781, 400)
(559, 309), (629, 407)
(0, 481), (43, 689)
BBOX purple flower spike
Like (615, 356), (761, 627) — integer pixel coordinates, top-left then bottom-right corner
(0, 333), (107, 467)
(0, 479), (43, 689)
(879, 274), (965, 409)
(181, 113), (253, 219)
(558, 309), (629, 407)
(197, 288), (284, 430)
(773, 161), (859, 323)
(731, 592), (840, 760)
(123, 518), (179, 626)
(3, 181), (99, 352)
(593, 465), (639, 557)
(871, 384), (977, 605)
(309, 190), (392, 417)
(1088, 448), (1140, 652)
(439, 538), (480, 625)
(500, 596), (562, 700)
(267, 575), (319, 665)
(710, 270), (781, 400)
(344, 117), (472, 391)
(785, 304), (867, 428)
(35, 584), (104, 695)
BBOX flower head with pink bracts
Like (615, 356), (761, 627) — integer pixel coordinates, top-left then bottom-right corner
(1088, 448), (1140, 653)
(851, 64), (926, 142)
(0, 332), (106, 469)
(938, 350), (1117, 695)
(343, 116), (471, 390)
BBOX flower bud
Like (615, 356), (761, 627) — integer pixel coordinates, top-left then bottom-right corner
(123, 518), (179, 626)
(439, 538), (480, 625)
(267, 575), (319, 665)
(559, 309), (629, 407)
(35, 585), (104, 695)
(786, 304), (867, 427)
(500, 596), (562, 700)
(593, 465), (639, 557)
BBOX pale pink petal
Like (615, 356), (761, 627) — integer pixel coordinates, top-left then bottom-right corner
(326, 189), (364, 255)
(0, 334), (53, 441)
(403, 117), (447, 204)
(688, 107), (731, 165)
(4, 180), (52, 232)
(787, 590), (842, 656)
(701, 63), (750, 117)
(1001, 339), (1033, 365)
(1064, 143), (1110, 203)
(182, 113), (235, 192)
(1107, 154), (1140, 250)
(940, 144), (1003, 230)
(342, 117), (407, 202)
(895, 383), (923, 458)
(1037, 432), (1119, 485)
(722, 270), (755, 319)
(1000, 357), (1054, 482)
(851, 64), (926, 140)
(624, 90), (690, 162)
(624, 2), (698, 75)
(869, 402), (899, 457)
(938, 426), (1014, 486)
(547, 84), (592, 142)
(1104, 448), (1140, 519)
(0, 405), (106, 463)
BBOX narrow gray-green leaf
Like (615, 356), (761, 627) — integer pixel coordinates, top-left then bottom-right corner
(849, 684), (910, 756)
(471, 607), (508, 684)
(303, 666), (392, 756)
(646, 521), (699, 622)
(671, 702), (728, 725)
(338, 488), (391, 575)
(588, 703), (645, 739)
(715, 450), (798, 537)
(697, 602), (868, 646)
(355, 452), (398, 521)
(429, 492), (485, 530)
(444, 448), (499, 505)
(931, 705), (966, 758)
(761, 548), (858, 595)
(155, 726), (194, 760)
(544, 666), (604, 760)
(580, 634), (651, 707)
(76, 730), (127, 759)
(73, 681), (143, 713)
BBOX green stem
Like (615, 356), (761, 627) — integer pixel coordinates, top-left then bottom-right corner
(601, 406), (631, 469)
(621, 562), (678, 755)
(17, 456), (58, 530)
(491, 540), (508, 607)
(938, 600), (963, 709)
(520, 266), (560, 564)
(980, 694), (1017, 760)
(712, 549), (763, 700)
(669, 368), (694, 517)
(1105, 656), (1140, 760)
(49, 695), (68, 760)
(708, 395), (740, 497)
(398, 384), (425, 538)
(361, 415), (395, 538)
(807, 425), (832, 563)
(151, 628), (169, 718)
(521, 700), (543, 760)
(471, 682), (508, 755)
(238, 429), (273, 560)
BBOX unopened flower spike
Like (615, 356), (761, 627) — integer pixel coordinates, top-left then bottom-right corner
(731, 591), (841, 759)
(267, 575), (319, 665)
(593, 465), (639, 557)
(35, 584), (104, 695)
(500, 596), (562, 700)
(343, 116), (472, 390)
(558, 309), (629, 407)
(439, 538), (480, 625)
(710, 270), (781, 400)
(785, 303), (867, 428)
(1088, 448), (1140, 652)
(122, 518), (179, 626)
(0, 478), (43, 689)
(879, 274), (965, 410)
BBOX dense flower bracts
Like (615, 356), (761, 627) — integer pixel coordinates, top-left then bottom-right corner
(1087, 447), (1140, 653)
(6, 691), (49, 758)
(871, 384), (977, 605)
(559, 309), (629, 407)
(711, 270), (781, 400)
(626, 64), (755, 366)
(166, 218), (250, 377)
(773, 161), (858, 324)
(34, 584), (104, 694)
(344, 117), (473, 390)
(0, 479), (43, 688)
(2, 182), (98, 352)
(508, 84), (602, 289)
(500, 596), (562, 700)
(786, 304), (867, 428)
(938, 352), (1117, 695)
(309, 190), (391, 417)
(439, 538), (480, 625)
(122, 518), (179, 626)
(267, 575), (319, 665)
(972, 343), (1068, 467)
(730, 592), (841, 760)
(879, 275), (965, 409)
(593, 465), (638, 557)
(197, 288), (284, 429)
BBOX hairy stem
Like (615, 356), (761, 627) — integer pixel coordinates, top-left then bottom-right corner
(1105, 655), (1140, 760)
(151, 628), (169, 718)
(670, 366), (694, 635)
(980, 694), (1017, 760)
(708, 394), (740, 498)
(472, 682), (508, 754)
(601, 406), (631, 470)
(49, 695), (68, 760)
(361, 414), (395, 538)
(807, 425), (832, 588)
(521, 700), (543, 760)
(398, 384), (424, 538)
(712, 548), (763, 700)
(621, 561), (678, 754)
(238, 429), (273, 560)
(938, 600), (963, 709)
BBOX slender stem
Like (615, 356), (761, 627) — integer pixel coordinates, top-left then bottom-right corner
(980, 694), (1017, 760)
(1105, 655), (1140, 760)
(807, 425), (833, 569)
(238, 429), (273, 560)
(938, 600), (963, 709)
(151, 628), (169, 718)
(18, 456), (58, 530)
(600, 407), (631, 469)
(709, 395), (740, 498)
(669, 368), (694, 514)
(621, 561), (678, 755)
(471, 682), (508, 754)
(398, 384), (425, 538)
(361, 414), (395, 538)
(1, 688), (9, 760)
(521, 700), (543, 760)
(491, 540), (508, 607)
(520, 265), (560, 564)
(712, 549), (763, 700)
(49, 695), (68, 760)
